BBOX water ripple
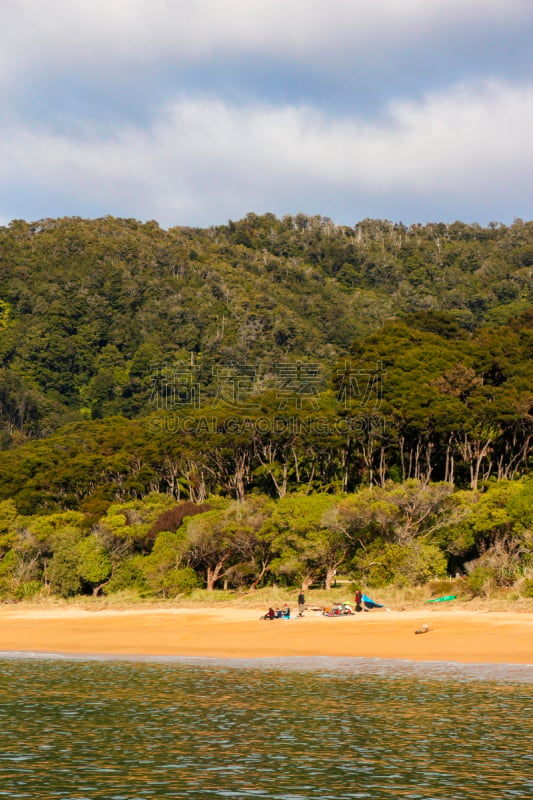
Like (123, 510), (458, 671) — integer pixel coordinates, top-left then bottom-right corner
(0, 658), (531, 799)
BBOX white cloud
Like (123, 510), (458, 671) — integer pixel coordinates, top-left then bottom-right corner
(0, 78), (531, 225)
(0, 0), (530, 81)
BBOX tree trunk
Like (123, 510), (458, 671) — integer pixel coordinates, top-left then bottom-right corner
(248, 560), (270, 591)
(324, 567), (337, 591)
(301, 574), (314, 592)
(444, 435), (454, 484)
(205, 557), (230, 591)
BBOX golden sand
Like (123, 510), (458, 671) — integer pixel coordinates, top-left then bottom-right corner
(1, 605), (532, 664)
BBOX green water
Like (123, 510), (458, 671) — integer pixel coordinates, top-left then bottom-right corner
(0, 656), (532, 799)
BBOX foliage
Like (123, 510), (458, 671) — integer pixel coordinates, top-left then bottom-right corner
(141, 530), (188, 596)
(47, 532), (83, 597)
(104, 557), (147, 595)
(0, 477), (531, 599)
(13, 579), (42, 600)
(1, 214), (533, 598)
(351, 539), (447, 588)
(160, 566), (202, 596)
(148, 501), (212, 538)
(77, 535), (112, 595)
(466, 566), (498, 598)
(0, 214), (532, 444)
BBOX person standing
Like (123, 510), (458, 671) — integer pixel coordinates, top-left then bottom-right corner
(297, 590), (305, 617)
(354, 589), (363, 612)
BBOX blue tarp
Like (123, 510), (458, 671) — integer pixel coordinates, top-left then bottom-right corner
(362, 594), (384, 609)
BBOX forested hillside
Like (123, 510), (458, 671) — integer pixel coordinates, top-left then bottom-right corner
(1, 214), (532, 600)
(1, 214), (533, 438)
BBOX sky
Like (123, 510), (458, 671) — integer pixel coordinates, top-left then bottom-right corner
(0, 0), (532, 229)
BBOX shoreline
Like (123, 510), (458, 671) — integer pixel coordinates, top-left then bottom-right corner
(1, 605), (532, 665)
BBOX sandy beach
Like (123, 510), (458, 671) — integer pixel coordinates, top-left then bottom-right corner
(1, 604), (532, 664)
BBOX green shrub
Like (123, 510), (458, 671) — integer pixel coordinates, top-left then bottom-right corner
(14, 580), (42, 600)
(162, 567), (202, 597)
(48, 548), (82, 597)
(466, 566), (497, 597)
(353, 540), (447, 588)
(104, 558), (147, 595)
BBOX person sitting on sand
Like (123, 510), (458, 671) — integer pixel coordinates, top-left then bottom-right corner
(281, 603), (290, 618)
(275, 607), (283, 618)
(263, 607), (275, 620)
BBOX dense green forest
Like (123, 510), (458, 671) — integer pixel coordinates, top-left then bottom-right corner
(1, 214), (532, 601)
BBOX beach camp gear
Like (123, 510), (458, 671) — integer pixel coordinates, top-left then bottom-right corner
(425, 595), (457, 603)
(361, 594), (384, 609)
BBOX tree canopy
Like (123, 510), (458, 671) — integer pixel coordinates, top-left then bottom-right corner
(1, 214), (533, 600)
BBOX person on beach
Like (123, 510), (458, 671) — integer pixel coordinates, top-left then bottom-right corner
(282, 603), (290, 618)
(354, 590), (363, 612)
(264, 607), (275, 620)
(297, 591), (305, 617)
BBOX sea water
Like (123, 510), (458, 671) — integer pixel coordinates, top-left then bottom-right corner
(0, 655), (532, 799)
